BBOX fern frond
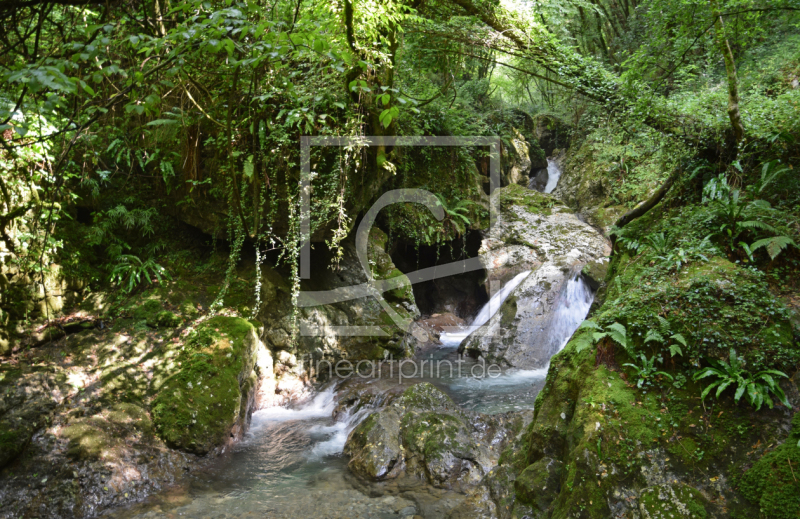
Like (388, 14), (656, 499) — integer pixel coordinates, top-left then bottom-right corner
(739, 220), (777, 234)
(656, 315), (670, 335)
(606, 322), (628, 349)
(751, 235), (798, 260)
(644, 329), (665, 344)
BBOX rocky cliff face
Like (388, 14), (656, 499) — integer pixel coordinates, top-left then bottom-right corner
(447, 212), (800, 519)
(459, 184), (610, 368)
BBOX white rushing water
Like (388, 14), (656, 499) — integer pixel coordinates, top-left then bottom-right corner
(548, 275), (594, 352)
(544, 158), (561, 194)
(250, 386), (370, 460)
(439, 270), (531, 347)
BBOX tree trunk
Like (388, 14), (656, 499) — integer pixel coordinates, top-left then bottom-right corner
(711, 1), (745, 148)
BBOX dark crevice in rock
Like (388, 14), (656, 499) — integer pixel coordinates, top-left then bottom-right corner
(385, 230), (488, 321)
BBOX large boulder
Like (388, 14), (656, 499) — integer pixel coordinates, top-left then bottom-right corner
(344, 383), (531, 492)
(502, 128), (534, 187)
(290, 228), (420, 363)
(460, 184), (610, 368)
(151, 316), (271, 454)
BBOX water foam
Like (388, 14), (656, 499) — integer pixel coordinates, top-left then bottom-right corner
(439, 270), (531, 347)
(544, 158), (562, 194)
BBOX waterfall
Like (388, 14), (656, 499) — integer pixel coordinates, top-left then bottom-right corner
(249, 385), (373, 459)
(546, 275), (594, 354)
(439, 270), (531, 347)
(544, 158), (561, 194)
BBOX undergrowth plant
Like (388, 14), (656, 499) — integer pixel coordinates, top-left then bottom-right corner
(703, 175), (797, 260)
(623, 353), (673, 388)
(109, 255), (170, 294)
(575, 320), (631, 353)
(693, 348), (790, 411)
(644, 316), (686, 357)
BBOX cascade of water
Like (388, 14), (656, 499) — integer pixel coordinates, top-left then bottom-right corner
(546, 275), (594, 354)
(439, 270), (531, 347)
(250, 385), (373, 460)
(544, 158), (562, 194)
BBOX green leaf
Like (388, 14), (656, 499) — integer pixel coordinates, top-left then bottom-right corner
(146, 119), (178, 126)
(701, 381), (721, 400)
(573, 334), (595, 353)
(243, 155), (254, 178)
(644, 329), (664, 344)
(734, 382), (746, 402)
(668, 344), (683, 357)
(578, 320), (602, 331)
(606, 322), (627, 349)
(715, 379), (733, 398)
(751, 236), (798, 260)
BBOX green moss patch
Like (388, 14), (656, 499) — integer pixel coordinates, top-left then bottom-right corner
(603, 253), (798, 372)
(737, 413), (800, 519)
(151, 316), (257, 454)
(496, 183), (560, 218)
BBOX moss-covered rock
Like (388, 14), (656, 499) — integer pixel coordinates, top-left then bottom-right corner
(151, 316), (264, 454)
(147, 309), (182, 328)
(737, 412), (800, 519)
(602, 253), (798, 372)
(474, 239), (798, 518)
(344, 383), (532, 492)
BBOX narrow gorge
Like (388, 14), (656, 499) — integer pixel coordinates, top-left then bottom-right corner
(1, 2), (799, 519)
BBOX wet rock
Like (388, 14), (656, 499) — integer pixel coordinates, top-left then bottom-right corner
(460, 185), (610, 368)
(528, 167), (548, 192)
(146, 310), (181, 329)
(344, 406), (405, 480)
(344, 383), (532, 493)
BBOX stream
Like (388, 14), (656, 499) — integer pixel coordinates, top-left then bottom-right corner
(106, 274), (593, 519)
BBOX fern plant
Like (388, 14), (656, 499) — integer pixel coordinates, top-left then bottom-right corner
(754, 160), (791, 194)
(644, 316), (687, 357)
(703, 175), (797, 260)
(748, 235), (798, 261)
(574, 320), (631, 353)
(623, 353), (673, 388)
(644, 232), (672, 256)
(109, 254), (170, 294)
(654, 236), (714, 272)
(434, 194), (475, 239)
(693, 348), (789, 411)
